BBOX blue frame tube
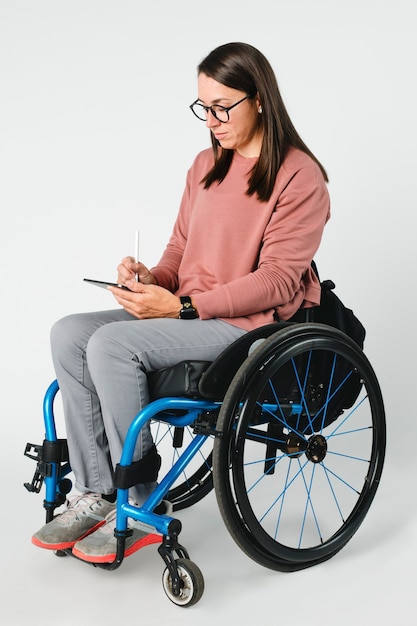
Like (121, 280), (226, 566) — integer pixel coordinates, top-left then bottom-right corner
(116, 430), (210, 535)
(42, 379), (73, 504)
(116, 397), (218, 534)
(119, 397), (218, 464)
(43, 379), (59, 441)
(42, 382), (218, 534)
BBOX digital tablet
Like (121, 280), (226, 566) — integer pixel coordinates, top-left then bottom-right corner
(83, 278), (132, 291)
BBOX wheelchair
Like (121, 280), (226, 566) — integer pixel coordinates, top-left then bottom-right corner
(24, 318), (386, 607)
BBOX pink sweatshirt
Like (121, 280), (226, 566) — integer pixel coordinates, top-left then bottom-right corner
(152, 146), (330, 331)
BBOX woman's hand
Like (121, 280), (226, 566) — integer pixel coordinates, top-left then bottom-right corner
(117, 256), (157, 286)
(108, 280), (181, 319)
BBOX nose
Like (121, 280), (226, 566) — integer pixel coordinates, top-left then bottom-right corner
(206, 109), (220, 129)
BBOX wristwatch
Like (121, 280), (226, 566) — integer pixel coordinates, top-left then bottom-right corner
(179, 296), (198, 319)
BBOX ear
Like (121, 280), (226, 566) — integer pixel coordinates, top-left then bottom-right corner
(255, 94), (262, 114)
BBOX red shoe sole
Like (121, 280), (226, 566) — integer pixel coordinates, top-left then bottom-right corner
(72, 532), (162, 563)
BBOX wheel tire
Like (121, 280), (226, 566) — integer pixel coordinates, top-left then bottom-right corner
(213, 323), (386, 570)
(162, 558), (205, 607)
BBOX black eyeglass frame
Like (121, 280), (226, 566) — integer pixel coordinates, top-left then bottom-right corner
(189, 94), (253, 123)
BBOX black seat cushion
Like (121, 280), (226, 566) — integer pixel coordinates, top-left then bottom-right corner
(148, 323), (289, 402)
(148, 360), (212, 401)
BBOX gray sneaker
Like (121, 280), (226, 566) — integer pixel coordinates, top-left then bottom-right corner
(32, 493), (116, 551)
(72, 502), (172, 563)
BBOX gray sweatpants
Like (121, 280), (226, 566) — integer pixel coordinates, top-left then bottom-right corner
(50, 309), (246, 503)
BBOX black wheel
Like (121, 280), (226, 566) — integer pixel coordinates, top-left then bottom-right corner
(162, 558), (205, 607)
(151, 420), (214, 511)
(213, 323), (386, 571)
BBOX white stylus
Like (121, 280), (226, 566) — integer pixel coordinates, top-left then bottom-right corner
(134, 230), (140, 281)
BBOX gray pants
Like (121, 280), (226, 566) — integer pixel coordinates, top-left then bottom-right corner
(50, 309), (246, 503)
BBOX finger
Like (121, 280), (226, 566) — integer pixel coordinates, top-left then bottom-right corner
(118, 260), (137, 282)
(125, 278), (147, 292)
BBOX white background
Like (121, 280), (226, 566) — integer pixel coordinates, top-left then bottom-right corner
(1, 1), (416, 624)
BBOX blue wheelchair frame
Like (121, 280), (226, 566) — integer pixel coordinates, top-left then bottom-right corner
(37, 378), (219, 568)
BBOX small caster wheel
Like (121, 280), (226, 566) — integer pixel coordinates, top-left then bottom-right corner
(162, 558), (204, 607)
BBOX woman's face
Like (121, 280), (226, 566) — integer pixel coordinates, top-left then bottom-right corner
(197, 73), (263, 158)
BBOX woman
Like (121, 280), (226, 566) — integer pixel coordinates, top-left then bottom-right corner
(32, 42), (330, 563)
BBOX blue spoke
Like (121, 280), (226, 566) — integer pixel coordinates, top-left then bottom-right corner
(297, 461), (322, 547)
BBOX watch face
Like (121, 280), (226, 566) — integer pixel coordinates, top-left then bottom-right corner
(180, 308), (197, 319)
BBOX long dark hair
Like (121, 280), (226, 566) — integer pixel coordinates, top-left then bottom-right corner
(197, 42), (328, 202)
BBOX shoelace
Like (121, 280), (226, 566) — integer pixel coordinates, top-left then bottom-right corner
(98, 501), (160, 536)
(55, 493), (104, 525)
(97, 510), (118, 535)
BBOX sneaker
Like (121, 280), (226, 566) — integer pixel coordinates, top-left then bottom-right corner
(72, 508), (163, 564)
(31, 493), (116, 551)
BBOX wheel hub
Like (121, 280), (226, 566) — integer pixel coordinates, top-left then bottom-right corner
(306, 434), (327, 463)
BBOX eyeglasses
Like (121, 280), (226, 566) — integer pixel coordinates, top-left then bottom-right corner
(189, 94), (252, 123)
